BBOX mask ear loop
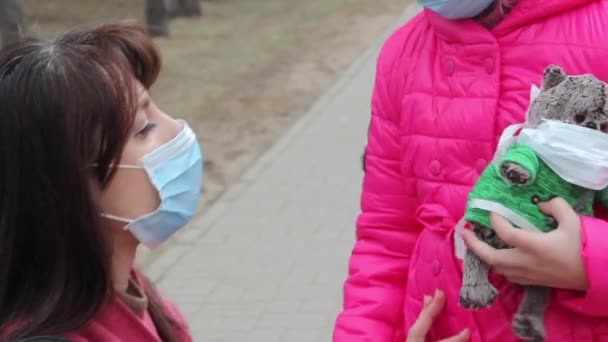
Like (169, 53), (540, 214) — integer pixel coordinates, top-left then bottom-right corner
(94, 164), (144, 229)
(113, 164), (143, 169)
(100, 213), (134, 227)
(89, 163), (144, 170)
(524, 84), (541, 123)
(454, 218), (468, 260)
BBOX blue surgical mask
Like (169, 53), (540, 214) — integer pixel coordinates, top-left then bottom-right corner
(418, 0), (494, 19)
(103, 120), (203, 249)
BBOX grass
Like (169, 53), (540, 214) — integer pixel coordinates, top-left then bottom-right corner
(24, 0), (389, 123)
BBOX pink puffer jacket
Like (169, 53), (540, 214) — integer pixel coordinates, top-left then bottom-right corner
(334, 0), (608, 341)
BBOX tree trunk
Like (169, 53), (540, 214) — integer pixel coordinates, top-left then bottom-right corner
(146, 0), (170, 37)
(168, 0), (202, 18)
(0, 0), (24, 48)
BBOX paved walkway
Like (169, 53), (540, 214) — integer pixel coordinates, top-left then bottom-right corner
(145, 4), (420, 342)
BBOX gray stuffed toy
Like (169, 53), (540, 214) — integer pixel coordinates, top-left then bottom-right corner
(458, 65), (608, 342)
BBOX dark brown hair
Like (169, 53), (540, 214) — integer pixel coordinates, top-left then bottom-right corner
(0, 22), (179, 341)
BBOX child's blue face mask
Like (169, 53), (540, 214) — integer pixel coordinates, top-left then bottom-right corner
(102, 120), (203, 249)
(418, 0), (494, 19)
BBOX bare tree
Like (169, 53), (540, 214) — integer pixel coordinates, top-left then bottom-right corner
(168, 0), (202, 18)
(0, 0), (24, 48)
(146, 0), (170, 37)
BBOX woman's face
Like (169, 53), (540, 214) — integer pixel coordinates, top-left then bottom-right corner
(97, 83), (182, 227)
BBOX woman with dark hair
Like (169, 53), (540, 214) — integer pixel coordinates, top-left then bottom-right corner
(0, 22), (201, 342)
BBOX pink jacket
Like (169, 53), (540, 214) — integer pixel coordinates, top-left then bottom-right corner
(62, 271), (192, 342)
(334, 0), (608, 341)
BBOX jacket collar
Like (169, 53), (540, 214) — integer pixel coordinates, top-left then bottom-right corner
(425, 0), (600, 42)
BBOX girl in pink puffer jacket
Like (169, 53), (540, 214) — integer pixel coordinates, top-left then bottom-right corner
(334, 0), (608, 341)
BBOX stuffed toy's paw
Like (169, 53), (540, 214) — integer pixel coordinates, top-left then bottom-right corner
(513, 312), (546, 342)
(500, 162), (532, 185)
(459, 283), (498, 310)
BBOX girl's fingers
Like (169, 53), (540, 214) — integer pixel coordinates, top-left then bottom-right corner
(423, 295), (432, 307)
(408, 290), (446, 340)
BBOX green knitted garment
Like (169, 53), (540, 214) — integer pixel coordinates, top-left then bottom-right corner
(466, 143), (608, 232)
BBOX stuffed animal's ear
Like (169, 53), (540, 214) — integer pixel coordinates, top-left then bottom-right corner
(542, 65), (567, 90)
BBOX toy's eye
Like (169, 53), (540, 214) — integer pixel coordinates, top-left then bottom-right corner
(575, 113), (586, 123)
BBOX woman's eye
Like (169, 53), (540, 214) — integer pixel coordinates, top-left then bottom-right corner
(137, 122), (157, 136)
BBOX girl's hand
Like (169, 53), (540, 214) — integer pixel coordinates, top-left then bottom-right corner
(407, 289), (470, 342)
(463, 197), (588, 290)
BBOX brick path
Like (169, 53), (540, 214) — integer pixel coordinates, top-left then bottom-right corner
(144, 5), (420, 341)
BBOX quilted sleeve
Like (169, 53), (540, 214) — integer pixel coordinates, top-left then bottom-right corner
(554, 206), (608, 317)
(333, 36), (422, 342)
